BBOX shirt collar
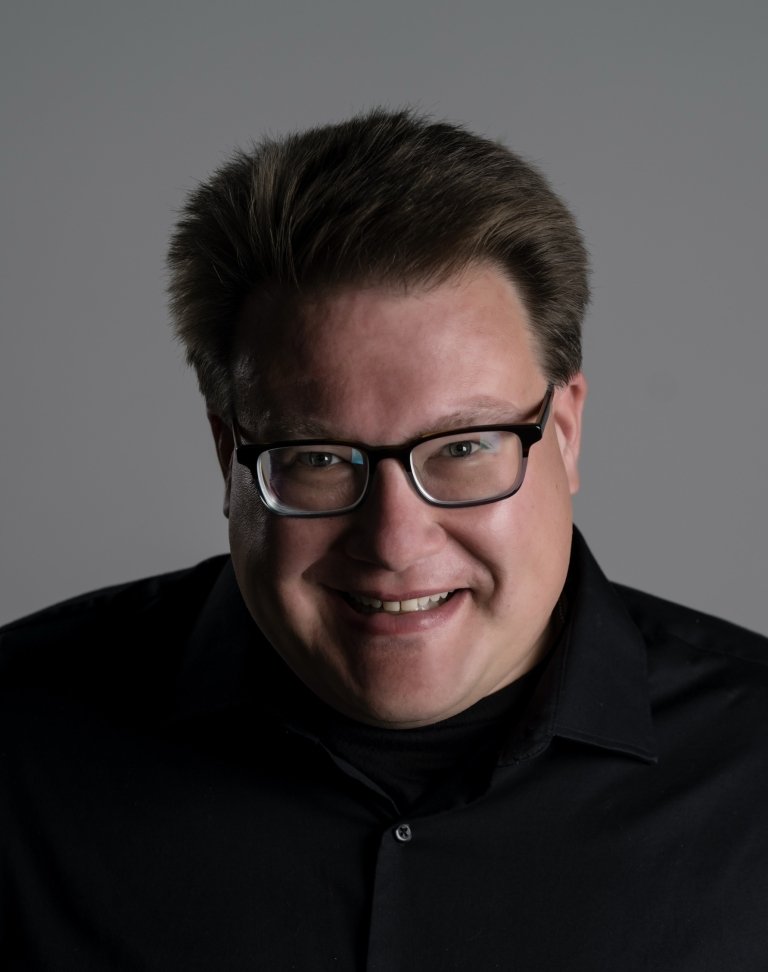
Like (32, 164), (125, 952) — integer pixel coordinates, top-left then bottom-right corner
(173, 529), (657, 765)
(172, 558), (324, 726)
(499, 528), (657, 764)
(172, 559), (259, 722)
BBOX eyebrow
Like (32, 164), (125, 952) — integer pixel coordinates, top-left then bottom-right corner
(251, 399), (537, 443)
(415, 400), (536, 436)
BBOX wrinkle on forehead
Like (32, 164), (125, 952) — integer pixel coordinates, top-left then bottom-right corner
(230, 264), (543, 433)
(231, 287), (355, 423)
(237, 395), (543, 444)
(232, 356), (362, 435)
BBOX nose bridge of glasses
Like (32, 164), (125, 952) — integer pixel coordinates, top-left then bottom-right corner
(364, 443), (422, 498)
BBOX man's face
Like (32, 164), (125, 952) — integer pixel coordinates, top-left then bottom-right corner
(213, 264), (586, 728)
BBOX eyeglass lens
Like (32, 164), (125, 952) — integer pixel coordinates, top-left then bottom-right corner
(258, 430), (525, 513)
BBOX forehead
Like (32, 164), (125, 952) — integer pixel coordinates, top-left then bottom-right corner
(233, 265), (546, 438)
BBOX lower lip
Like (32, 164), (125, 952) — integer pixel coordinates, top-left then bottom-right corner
(332, 589), (468, 636)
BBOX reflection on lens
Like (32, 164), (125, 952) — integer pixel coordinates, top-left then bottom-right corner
(255, 432), (524, 512)
(260, 446), (367, 513)
(412, 431), (523, 502)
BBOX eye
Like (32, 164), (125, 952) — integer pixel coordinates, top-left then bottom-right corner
(442, 439), (484, 458)
(296, 451), (344, 468)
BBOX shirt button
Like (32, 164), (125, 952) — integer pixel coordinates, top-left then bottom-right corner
(394, 823), (412, 843)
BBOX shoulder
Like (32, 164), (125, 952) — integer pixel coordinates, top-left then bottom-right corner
(613, 583), (768, 668)
(0, 555), (229, 681)
(606, 584), (768, 778)
(612, 584), (768, 727)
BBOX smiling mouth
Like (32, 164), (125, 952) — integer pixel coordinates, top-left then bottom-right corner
(343, 590), (457, 614)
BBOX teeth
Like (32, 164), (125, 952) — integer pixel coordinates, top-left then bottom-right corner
(348, 591), (453, 613)
(356, 595), (383, 609)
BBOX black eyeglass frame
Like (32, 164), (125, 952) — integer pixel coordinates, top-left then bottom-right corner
(231, 384), (555, 518)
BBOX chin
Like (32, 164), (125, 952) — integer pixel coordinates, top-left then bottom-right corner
(329, 673), (477, 729)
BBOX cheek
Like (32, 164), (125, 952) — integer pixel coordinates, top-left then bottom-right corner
(531, 429), (575, 507)
(226, 469), (290, 613)
(462, 444), (573, 592)
(228, 475), (336, 608)
(227, 474), (269, 564)
(228, 503), (308, 644)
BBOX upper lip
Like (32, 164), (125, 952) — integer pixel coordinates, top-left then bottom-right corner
(336, 587), (459, 600)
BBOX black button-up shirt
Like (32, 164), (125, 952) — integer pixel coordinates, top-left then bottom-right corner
(1, 530), (767, 970)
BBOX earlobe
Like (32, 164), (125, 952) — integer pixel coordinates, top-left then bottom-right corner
(208, 412), (234, 518)
(553, 373), (588, 495)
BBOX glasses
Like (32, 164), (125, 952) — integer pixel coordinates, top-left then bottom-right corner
(231, 385), (554, 517)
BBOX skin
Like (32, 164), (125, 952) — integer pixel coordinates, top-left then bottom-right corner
(210, 264), (587, 729)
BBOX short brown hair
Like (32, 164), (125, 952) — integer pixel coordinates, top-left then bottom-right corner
(167, 108), (589, 415)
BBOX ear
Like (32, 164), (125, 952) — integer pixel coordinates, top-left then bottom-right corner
(552, 372), (588, 496)
(208, 412), (234, 518)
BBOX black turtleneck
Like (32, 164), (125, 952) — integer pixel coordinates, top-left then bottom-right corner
(314, 661), (546, 812)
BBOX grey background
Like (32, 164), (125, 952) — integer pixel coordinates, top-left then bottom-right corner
(1, 0), (766, 634)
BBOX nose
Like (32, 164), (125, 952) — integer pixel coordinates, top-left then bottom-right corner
(342, 458), (447, 571)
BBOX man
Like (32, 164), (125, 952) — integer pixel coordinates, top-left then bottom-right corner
(1, 109), (766, 971)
